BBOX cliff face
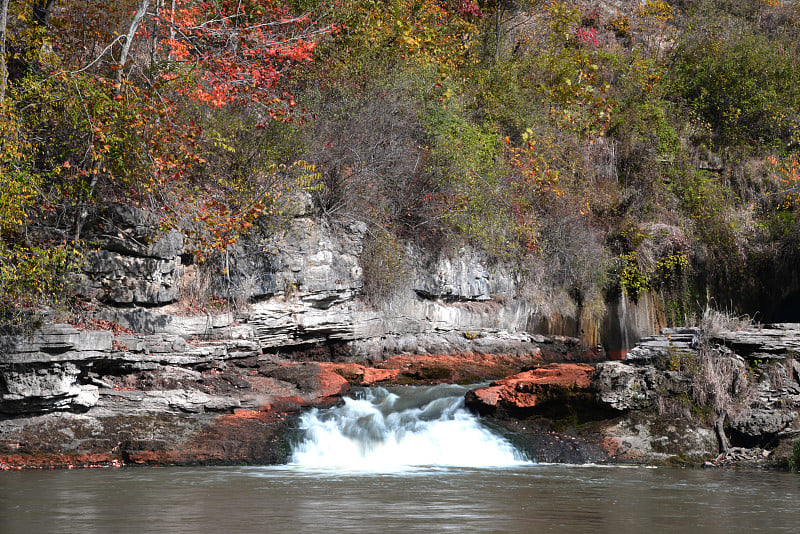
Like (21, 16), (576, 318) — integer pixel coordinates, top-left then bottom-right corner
(465, 326), (800, 467)
(0, 205), (601, 468)
(80, 204), (543, 356)
(4, 205), (796, 469)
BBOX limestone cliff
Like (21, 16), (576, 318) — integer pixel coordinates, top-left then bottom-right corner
(2, 205), (798, 469)
(0, 205), (597, 467)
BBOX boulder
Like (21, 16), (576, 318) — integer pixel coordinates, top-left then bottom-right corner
(322, 363), (400, 385)
(593, 361), (663, 411)
(465, 363), (594, 413)
(265, 363), (350, 401)
(729, 409), (795, 440)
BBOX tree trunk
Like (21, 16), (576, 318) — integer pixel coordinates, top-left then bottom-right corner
(116, 0), (150, 89)
(715, 410), (731, 454)
(0, 0), (9, 103)
(32, 0), (56, 26)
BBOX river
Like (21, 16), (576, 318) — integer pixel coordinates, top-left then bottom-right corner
(1, 385), (798, 533)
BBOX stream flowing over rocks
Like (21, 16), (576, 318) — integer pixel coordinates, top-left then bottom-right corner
(1, 205), (799, 469)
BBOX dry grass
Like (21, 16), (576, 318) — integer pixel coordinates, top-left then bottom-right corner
(696, 305), (758, 335)
(692, 345), (754, 419)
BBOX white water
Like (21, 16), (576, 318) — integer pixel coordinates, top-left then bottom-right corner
(290, 384), (531, 472)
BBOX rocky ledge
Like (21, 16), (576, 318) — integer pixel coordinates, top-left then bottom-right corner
(4, 323), (800, 469)
(2, 205), (799, 469)
(2, 320), (585, 469)
(462, 326), (800, 468)
(1, 204), (606, 469)
(465, 363), (595, 415)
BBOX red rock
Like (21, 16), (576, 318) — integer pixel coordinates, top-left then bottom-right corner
(377, 351), (543, 383)
(315, 368), (349, 398)
(325, 362), (398, 386)
(324, 352), (545, 386)
(466, 363), (595, 412)
(265, 362), (350, 402)
(361, 367), (400, 385)
(469, 385), (503, 407)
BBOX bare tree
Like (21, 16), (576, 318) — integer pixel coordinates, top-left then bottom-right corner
(116, 0), (151, 89)
(0, 0), (9, 102)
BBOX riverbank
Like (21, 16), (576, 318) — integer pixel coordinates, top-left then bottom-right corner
(0, 328), (580, 469)
(2, 322), (799, 469)
(1, 207), (798, 470)
(465, 325), (800, 469)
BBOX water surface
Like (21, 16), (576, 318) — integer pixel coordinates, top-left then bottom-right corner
(1, 464), (799, 533)
(2, 384), (798, 533)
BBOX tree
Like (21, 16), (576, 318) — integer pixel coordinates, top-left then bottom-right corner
(0, 0), (330, 324)
(0, 0), (9, 101)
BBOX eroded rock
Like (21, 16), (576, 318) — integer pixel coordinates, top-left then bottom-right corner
(465, 363), (595, 414)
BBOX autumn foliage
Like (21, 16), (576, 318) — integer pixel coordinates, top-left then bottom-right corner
(1, 0), (800, 326)
(156, 0), (327, 115)
(0, 0), (329, 325)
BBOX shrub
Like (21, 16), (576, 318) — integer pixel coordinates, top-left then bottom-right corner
(790, 440), (800, 473)
(359, 231), (410, 304)
(669, 15), (800, 149)
(0, 244), (82, 331)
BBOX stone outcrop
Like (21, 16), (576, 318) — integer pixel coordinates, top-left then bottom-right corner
(0, 198), (574, 468)
(590, 324), (800, 466)
(79, 205), (545, 358)
(465, 363), (594, 414)
(3, 204), (800, 469)
(324, 351), (546, 386)
(0, 324), (112, 414)
(460, 325), (800, 468)
(75, 205), (185, 306)
(0, 328), (554, 468)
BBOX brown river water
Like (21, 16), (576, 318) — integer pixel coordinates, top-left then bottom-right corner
(1, 385), (798, 533)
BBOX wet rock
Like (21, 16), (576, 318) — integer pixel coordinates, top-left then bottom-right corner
(377, 352), (543, 384)
(321, 363), (400, 386)
(13, 210), (800, 469)
(599, 412), (718, 464)
(493, 418), (609, 464)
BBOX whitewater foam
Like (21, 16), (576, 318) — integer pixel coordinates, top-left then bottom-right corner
(290, 384), (531, 472)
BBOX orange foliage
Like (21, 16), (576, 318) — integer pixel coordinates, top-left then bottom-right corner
(154, 0), (331, 118)
(769, 154), (800, 209)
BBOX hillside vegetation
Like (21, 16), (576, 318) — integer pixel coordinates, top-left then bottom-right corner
(1, 0), (799, 329)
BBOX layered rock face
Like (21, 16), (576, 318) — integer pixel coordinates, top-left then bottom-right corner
(462, 326), (800, 467)
(0, 325), (111, 414)
(591, 326), (800, 466)
(3, 204), (800, 469)
(0, 204), (582, 468)
(81, 204), (545, 356)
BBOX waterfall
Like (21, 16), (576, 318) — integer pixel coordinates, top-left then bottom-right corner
(290, 384), (531, 472)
